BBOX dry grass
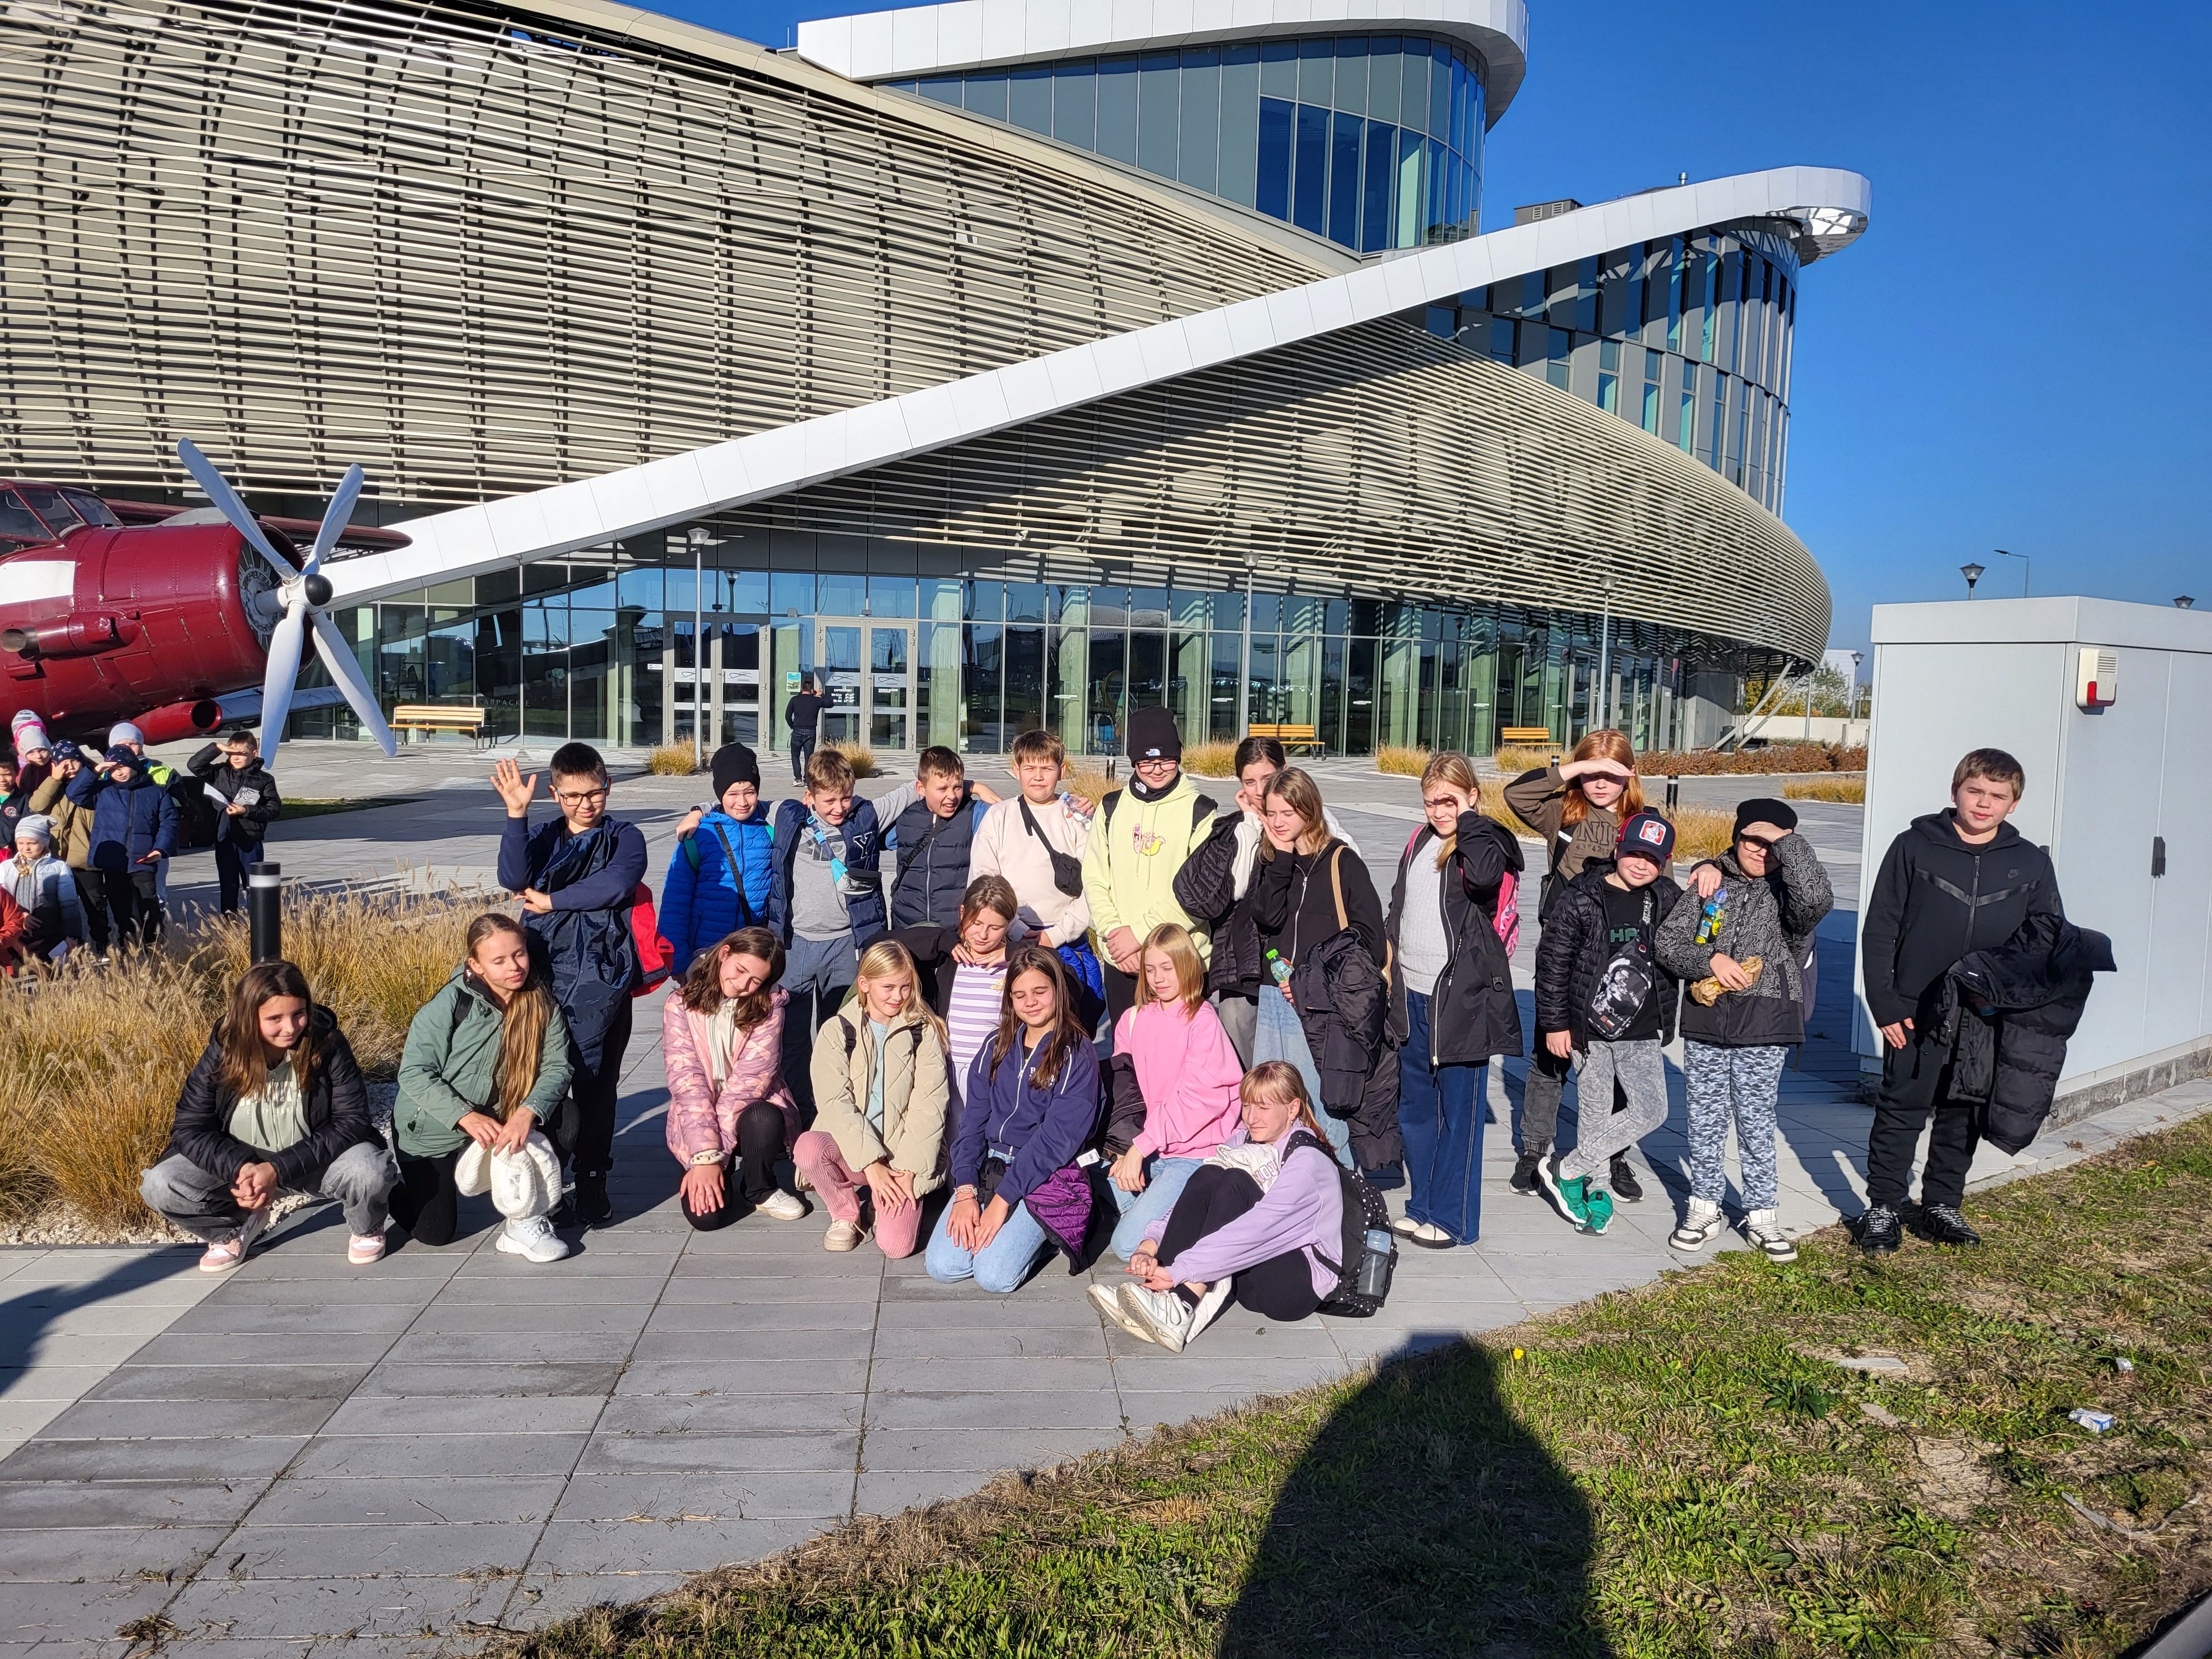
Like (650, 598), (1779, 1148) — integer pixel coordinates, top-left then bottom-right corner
(1784, 776), (1868, 803)
(1064, 763), (1116, 807)
(1376, 744), (1430, 776)
(646, 743), (699, 776)
(1472, 796), (1731, 862)
(1183, 740), (1240, 778)
(825, 739), (877, 778)
(1493, 744), (1558, 774)
(0, 884), (489, 1229)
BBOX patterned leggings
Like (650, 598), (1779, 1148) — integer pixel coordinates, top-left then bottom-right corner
(1682, 1041), (1787, 1211)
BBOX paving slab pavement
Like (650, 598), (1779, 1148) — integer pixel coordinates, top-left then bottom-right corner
(8, 742), (2205, 1652)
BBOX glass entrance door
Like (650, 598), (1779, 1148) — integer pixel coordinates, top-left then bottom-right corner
(815, 619), (917, 754)
(869, 625), (914, 752)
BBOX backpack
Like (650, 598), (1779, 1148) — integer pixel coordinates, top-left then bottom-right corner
(1284, 1129), (1395, 1316)
(1098, 786), (1215, 839)
(1401, 828), (1520, 958)
(630, 885), (674, 995)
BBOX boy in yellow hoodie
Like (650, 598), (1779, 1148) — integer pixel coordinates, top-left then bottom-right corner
(1081, 706), (1216, 1024)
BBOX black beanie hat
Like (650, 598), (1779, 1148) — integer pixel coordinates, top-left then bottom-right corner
(711, 742), (761, 799)
(1733, 797), (1799, 837)
(1125, 704), (1182, 761)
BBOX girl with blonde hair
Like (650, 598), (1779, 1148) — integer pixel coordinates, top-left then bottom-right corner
(1102, 922), (1244, 1260)
(795, 938), (952, 1256)
(1383, 752), (1525, 1248)
(393, 914), (572, 1261)
(1503, 728), (1645, 1193)
(1104, 1061), (1346, 1352)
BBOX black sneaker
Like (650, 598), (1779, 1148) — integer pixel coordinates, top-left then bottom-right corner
(1510, 1151), (1543, 1194)
(1609, 1156), (1643, 1203)
(1856, 1203), (1903, 1253)
(1917, 1203), (1981, 1248)
(575, 1172), (613, 1227)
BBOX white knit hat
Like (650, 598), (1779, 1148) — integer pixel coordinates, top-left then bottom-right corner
(107, 722), (144, 748)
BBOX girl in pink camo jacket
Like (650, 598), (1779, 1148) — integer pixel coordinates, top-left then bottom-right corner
(662, 926), (805, 1229)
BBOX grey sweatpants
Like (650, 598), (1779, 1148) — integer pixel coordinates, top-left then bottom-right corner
(1682, 1040), (1788, 1211)
(1558, 1039), (1669, 1192)
(140, 1143), (395, 1244)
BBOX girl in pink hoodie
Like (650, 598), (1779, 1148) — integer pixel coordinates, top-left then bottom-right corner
(1103, 924), (1244, 1260)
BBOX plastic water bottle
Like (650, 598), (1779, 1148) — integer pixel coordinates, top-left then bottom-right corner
(1694, 891), (1728, 946)
(1266, 948), (1292, 987)
(1357, 1229), (1396, 1298)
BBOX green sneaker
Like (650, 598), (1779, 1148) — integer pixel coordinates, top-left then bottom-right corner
(1583, 1187), (1615, 1235)
(1538, 1152), (1591, 1229)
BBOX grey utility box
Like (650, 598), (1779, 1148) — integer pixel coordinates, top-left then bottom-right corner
(1857, 596), (2212, 1109)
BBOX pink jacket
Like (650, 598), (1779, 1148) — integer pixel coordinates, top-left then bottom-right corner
(662, 986), (799, 1165)
(1112, 999), (1244, 1162)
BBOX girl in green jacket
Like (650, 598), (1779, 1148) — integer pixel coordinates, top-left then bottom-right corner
(393, 913), (572, 1260)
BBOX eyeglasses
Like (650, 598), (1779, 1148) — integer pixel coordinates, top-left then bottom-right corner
(1737, 832), (1780, 852)
(554, 787), (610, 805)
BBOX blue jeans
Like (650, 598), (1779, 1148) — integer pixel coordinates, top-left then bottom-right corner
(1107, 1154), (1202, 1260)
(925, 1194), (1051, 1294)
(1255, 986), (1352, 1166)
(1398, 989), (1486, 1244)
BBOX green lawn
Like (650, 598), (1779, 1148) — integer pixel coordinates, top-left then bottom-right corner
(513, 1118), (2212, 1658)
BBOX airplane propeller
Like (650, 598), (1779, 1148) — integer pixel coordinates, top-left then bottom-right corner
(176, 440), (397, 762)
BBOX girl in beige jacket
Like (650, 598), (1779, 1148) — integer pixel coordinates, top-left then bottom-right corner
(794, 939), (952, 1256)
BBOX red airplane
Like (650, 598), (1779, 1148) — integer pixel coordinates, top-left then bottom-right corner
(0, 446), (403, 755)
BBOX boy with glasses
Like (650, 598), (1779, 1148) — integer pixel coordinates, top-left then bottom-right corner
(1655, 797), (1833, 1262)
(494, 744), (646, 1225)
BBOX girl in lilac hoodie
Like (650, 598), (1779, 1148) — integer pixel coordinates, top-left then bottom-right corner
(1101, 1061), (1346, 1352)
(1104, 924), (1244, 1261)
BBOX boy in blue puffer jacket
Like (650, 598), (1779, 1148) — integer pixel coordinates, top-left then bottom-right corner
(662, 743), (775, 974)
(67, 747), (178, 948)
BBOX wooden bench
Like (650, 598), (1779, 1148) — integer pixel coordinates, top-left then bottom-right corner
(1499, 727), (1556, 748)
(1248, 722), (1323, 755)
(391, 704), (489, 747)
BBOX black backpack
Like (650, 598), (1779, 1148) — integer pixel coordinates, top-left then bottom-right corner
(1284, 1129), (1395, 1317)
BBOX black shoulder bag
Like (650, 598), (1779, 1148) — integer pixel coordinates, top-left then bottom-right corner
(1018, 797), (1086, 898)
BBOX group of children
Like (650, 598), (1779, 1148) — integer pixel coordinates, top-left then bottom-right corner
(130, 718), (2047, 1345)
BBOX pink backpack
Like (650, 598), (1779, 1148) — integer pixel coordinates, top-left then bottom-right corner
(1402, 830), (1520, 959)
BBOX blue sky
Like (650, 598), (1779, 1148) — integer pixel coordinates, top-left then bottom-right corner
(645, 0), (2209, 657)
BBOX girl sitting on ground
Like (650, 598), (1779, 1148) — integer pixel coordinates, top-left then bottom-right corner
(796, 938), (952, 1256)
(1104, 922), (1244, 1260)
(664, 925), (806, 1230)
(1101, 1060), (1347, 1353)
(927, 946), (1102, 1294)
(392, 913), (572, 1262)
(140, 960), (395, 1271)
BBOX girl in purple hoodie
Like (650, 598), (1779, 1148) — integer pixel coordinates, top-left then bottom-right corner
(1104, 1061), (1346, 1352)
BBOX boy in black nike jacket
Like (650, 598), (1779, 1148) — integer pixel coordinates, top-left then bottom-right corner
(1858, 748), (2061, 1250)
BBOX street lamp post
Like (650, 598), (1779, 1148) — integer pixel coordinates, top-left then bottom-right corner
(1995, 548), (2030, 596)
(2178, 596), (2197, 610)
(1960, 562), (1985, 599)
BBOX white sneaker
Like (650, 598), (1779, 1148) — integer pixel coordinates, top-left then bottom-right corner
(1088, 1282), (1153, 1342)
(1746, 1208), (1798, 1263)
(1668, 1197), (1726, 1252)
(199, 1206), (271, 1271)
(496, 1215), (571, 1264)
(1185, 1278), (1234, 1345)
(346, 1231), (387, 1266)
(756, 1190), (806, 1221)
(823, 1218), (863, 1252)
(1118, 1283), (1194, 1353)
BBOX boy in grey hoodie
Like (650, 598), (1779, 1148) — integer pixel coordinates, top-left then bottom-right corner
(1653, 797), (1832, 1262)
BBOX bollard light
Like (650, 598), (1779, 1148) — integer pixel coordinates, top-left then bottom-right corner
(248, 861), (283, 963)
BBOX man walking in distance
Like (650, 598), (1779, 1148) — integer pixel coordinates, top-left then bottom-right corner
(785, 675), (827, 785)
(494, 745), (646, 1227)
(1857, 748), (2059, 1252)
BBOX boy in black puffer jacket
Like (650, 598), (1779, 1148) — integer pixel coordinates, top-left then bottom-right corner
(1655, 797), (1833, 1262)
(1533, 811), (1682, 1235)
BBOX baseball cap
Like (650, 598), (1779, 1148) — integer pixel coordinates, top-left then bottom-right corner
(1615, 810), (1676, 867)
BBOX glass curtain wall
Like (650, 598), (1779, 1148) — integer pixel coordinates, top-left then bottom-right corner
(293, 552), (1757, 760)
(883, 33), (1485, 253)
(1448, 224), (1801, 514)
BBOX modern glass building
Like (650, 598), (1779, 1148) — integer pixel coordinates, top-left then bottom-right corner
(0, 0), (1867, 759)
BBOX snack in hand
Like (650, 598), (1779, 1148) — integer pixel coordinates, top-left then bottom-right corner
(1689, 954), (1764, 1006)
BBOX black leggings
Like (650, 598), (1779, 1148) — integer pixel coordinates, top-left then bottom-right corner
(680, 1100), (789, 1231)
(1156, 1165), (1322, 1323)
(554, 999), (634, 1180)
(390, 1148), (464, 1246)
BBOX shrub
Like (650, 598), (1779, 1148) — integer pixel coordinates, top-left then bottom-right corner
(1182, 740), (1240, 779)
(0, 883), (489, 1228)
(647, 743), (699, 776)
(1782, 776), (1867, 803)
(1637, 744), (1866, 776)
(826, 739), (877, 778)
(1493, 745), (1557, 774)
(1376, 745), (1430, 777)
(1661, 805), (1738, 861)
(1064, 764), (1116, 807)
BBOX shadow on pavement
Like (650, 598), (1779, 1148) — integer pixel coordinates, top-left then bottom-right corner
(1220, 1335), (1611, 1658)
